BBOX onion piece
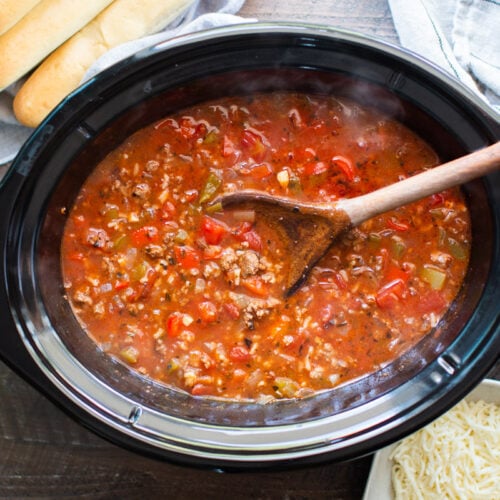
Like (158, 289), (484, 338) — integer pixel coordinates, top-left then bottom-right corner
(232, 209), (256, 222)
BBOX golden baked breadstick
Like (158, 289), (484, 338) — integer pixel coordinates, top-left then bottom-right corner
(13, 0), (196, 127)
(0, 0), (115, 90)
(0, 0), (42, 35)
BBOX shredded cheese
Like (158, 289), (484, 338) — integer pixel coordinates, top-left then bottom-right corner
(390, 399), (500, 500)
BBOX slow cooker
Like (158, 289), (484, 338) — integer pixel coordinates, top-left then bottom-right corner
(0, 23), (498, 468)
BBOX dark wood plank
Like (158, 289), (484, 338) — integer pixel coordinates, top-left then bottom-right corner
(238, 0), (399, 44)
(0, 360), (372, 499)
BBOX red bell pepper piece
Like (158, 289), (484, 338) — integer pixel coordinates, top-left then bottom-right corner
(387, 217), (410, 232)
(331, 155), (356, 181)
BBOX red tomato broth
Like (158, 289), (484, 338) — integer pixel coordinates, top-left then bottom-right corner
(61, 92), (471, 401)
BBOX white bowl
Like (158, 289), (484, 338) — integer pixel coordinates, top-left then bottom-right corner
(362, 378), (500, 500)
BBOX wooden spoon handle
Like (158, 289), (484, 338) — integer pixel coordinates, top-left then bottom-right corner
(338, 141), (500, 226)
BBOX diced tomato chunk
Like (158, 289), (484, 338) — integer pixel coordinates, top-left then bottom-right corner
(384, 278), (407, 298)
(385, 265), (412, 284)
(166, 312), (184, 337)
(203, 245), (222, 260)
(191, 384), (213, 396)
(376, 290), (399, 309)
(241, 129), (267, 159)
(223, 302), (240, 320)
(241, 276), (268, 297)
(229, 346), (251, 362)
(416, 291), (447, 314)
(178, 117), (206, 140)
(233, 221), (253, 237)
(376, 278), (407, 309)
(304, 161), (329, 176)
(232, 368), (248, 381)
(161, 201), (176, 220)
(233, 222), (262, 251)
(240, 230), (262, 251)
(241, 129), (261, 148)
(131, 225), (160, 246)
(241, 162), (273, 179)
(198, 301), (218, 323)
(222, 135), (236, 157)
(428, 193), (445, 206)
(281, 332), (306, 352)
(194, 122), (207, 138)
(184, 189), (199, 202)
(174, 245), (200, 269)
(201, 215), (229, 245)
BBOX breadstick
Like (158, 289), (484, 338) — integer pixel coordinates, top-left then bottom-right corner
(0, 0), (114, 90)
(0, 0), (42, 35)
(13, 0), (196, 128)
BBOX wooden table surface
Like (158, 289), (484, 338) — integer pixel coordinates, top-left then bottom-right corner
(0, 1), (498, 498)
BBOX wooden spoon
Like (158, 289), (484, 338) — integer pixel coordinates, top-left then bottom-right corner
(214, 141), (500, 296)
